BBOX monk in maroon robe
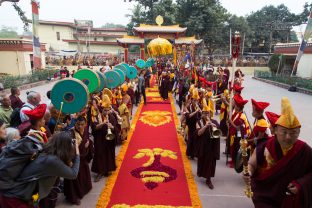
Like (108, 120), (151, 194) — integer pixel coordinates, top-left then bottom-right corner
(244, 97), (312, 208)
(91, 96), (120, 182)
(63, 116), (93, 205)
(185, 89), (201, 159)
(195, 106), (220, 189)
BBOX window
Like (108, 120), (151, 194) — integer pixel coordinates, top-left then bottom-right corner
(56, 32), (60, 41)
(94, 37), (97, 41)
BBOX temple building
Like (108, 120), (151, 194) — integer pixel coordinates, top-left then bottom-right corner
(37, 20), (127, 55)
(0, 38), (46, 75)
(117, 23), (203, 62)
(274, 42), (312, 78)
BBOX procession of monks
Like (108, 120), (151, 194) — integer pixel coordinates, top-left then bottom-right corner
(0, 60), (311, 208)
(155, 64), (312, 208)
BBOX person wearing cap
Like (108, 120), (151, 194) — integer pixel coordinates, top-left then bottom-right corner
(185, 88), (201, 159)
(265, 111), (280, 137)
(121, 83), (132, 116)
(91, 95), (120, 182)
(250, 99), (271, 148)
(196, 98), (220, 189)
(227, 94), (251, 168)
(116, 90), (130, 143)
(20, 104), (48, 143)
(233, 84), (244, 95)
(244, 97), (312, 208)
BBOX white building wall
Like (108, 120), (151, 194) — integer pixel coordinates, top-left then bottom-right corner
(38, 24), (73, 51)
(68, 43), (123, 54)
(297, 54), (312, 78)
(0, 51), (27, 75)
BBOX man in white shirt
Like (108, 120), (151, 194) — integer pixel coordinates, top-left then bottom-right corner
(20, 91), (41, 122)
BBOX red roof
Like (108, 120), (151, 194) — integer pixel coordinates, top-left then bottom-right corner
(274, 42), (312, 55)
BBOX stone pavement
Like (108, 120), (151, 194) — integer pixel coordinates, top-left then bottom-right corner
(16, 75), (311, 207)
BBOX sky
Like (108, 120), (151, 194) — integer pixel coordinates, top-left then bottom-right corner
(0, 0), (310, 34)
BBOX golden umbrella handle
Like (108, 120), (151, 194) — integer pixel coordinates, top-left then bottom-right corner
(239, 131), (254, 198)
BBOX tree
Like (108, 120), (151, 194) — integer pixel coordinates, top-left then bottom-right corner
(153, 0), (177, 25)
(246, 4), (301, 53)
(101, 23), (126, 28)
(179, 0), (229, 55)
(0, 1), (29, 31)
(268, 54), (285, 74)
(126, 4), (146, 35)
(0, 26), (19, 38)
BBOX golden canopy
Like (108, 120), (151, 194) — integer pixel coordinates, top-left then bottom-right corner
(147, 37), (173, 57)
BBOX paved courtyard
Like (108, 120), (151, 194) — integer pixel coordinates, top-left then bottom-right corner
(18, 75), (311, 208)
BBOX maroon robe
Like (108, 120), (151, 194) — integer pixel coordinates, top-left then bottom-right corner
(9, 95), (24, 109)
(63, 129), (93, 203)
(195, 119), (220, 179)
(185, 105), (200, 158)
(252, 138), (312, 208)
(91, 113), (120, 174)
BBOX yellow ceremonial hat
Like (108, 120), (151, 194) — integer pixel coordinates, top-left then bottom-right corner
(116, 90), (123, 99)
(275, 97), (301, 129)
(121, 83), (128, 92)
(102, 94), (112, 108)
(192, 88), (200, 100)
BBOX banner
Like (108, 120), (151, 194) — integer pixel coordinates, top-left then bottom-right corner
(31, 0), (41, 69)
(292, 10), (312, 75)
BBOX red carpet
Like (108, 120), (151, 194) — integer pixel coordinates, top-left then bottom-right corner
(97, 94), (201, 207)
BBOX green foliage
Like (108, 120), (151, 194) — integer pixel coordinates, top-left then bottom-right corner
(0, 26), (19, 38)
(12, 3), (29, 31)
(268, 54), (285, 74)
(126, 1), (309, 54)
(0, 69), (58, 89)
(254, 70), (312, 91)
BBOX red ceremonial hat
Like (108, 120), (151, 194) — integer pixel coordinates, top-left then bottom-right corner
(233, 94), (248, 107)
(23, 104), (47, 120)
(233, 84), (244, 92)
(265, 111), (280, 127)
(251, 99), (270, 111)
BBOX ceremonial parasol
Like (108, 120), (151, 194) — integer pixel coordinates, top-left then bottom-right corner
(147, 37), (173, 57)
(73, 69), (100, 94)
(51, 79), (88, 114)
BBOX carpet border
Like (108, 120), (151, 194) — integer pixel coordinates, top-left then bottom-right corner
(96, 102), (144, 208)
(169, 95), (202, 208)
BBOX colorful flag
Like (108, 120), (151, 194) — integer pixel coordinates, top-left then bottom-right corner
(32, 0), (41, 69)
(292, 10), (312, 75)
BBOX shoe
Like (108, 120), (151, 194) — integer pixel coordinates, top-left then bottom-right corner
(206, 179), (214, 189)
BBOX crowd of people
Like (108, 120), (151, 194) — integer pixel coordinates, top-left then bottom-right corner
(0, 58), (311, 208)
